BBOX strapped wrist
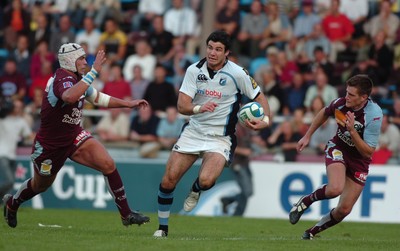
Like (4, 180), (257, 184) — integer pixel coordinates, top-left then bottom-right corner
(82, 68), (99, 86)
(193, 105), (201, 114)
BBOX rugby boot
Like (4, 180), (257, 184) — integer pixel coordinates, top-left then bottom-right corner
(121, 211), (150, 226)
(3, 194), (17, 228)
(302, 231), (314, 240)
(183, 190), (200, 212)
(289, 195), (308, 224)
(153, 229), (168, 238)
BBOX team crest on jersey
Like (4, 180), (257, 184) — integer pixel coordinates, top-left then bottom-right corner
(354, 121), (363, 133)
(219, 77), (227, 86)
(197, 74), (208, 82)
(63, 81), (73, 88)
(250, 76), (258, 89)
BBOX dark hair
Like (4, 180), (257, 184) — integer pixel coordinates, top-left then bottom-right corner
(206, 30), (231, 51)
(5, 57), (17, 64)
(346, 74), (373, 96)
(0, 94), (14, 119)
(313, 46), (324, 53)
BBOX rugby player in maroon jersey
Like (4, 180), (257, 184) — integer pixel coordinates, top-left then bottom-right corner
(3, 43), (150, 228)
(289, 74), (383, 240)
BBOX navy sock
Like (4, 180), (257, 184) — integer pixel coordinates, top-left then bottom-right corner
(191, 177), (214, 192)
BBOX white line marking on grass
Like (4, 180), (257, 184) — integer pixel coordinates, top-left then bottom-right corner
(38, 223), (62, 228)
(38, 223), (73, 228)
(176, 236), (297, 241)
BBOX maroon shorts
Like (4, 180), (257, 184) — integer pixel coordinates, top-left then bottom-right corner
(325, 140), (370, 186)
(31, 130), (93, 177)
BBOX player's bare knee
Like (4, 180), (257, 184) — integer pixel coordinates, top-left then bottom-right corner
(198, 178), (215, 190)
(325, 185), (343, 198)
(335, 206), (352, 218)
(100, 158), (116, 174)
(161, 176), (178, 189)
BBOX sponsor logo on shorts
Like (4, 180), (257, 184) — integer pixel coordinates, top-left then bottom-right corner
(40, 159), (52, 175)
(173, 144), (180, 150)
(332, 149), (344, 161)
(74, 130), (92, 146)
(355, 172), (368, 183)
(224, 149), (229, 158)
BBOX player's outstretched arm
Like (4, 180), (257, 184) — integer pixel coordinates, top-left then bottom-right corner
(297, 108), (328, 152)
(107, 98), (149, 109)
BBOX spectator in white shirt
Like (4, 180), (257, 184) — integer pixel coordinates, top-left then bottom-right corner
(75, 16), (101, 55)
(123, 39), (157, 82)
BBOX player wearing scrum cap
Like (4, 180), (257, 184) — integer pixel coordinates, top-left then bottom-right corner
(3, 43), (150, 228)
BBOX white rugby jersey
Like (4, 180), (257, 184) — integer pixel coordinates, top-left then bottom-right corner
(180, 58), (261, 136)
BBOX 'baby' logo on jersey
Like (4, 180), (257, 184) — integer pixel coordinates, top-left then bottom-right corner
(197, 89), (222, 99)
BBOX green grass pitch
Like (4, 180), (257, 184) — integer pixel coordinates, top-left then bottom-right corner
(1, 208), (399, 251)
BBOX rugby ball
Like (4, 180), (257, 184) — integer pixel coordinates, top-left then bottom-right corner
(334, 109), (346, 127)
(238, 102), (264, 124)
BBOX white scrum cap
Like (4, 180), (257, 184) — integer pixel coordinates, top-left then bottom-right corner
(58, 43), (86, 72)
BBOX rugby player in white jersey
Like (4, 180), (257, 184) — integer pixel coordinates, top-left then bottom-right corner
(153, 30), (271, 238)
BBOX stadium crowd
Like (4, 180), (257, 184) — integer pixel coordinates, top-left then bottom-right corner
(1, 0), (400, 164)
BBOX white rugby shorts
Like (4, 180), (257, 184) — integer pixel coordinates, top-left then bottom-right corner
(172, 125), (232, 162)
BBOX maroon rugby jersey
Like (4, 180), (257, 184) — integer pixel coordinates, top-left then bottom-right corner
(35, 69), (85, 148)
(325, 97), (382, 160)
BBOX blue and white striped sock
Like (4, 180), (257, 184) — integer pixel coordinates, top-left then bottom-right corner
(157, 184), (175, 233)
